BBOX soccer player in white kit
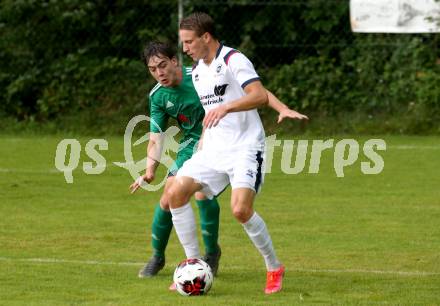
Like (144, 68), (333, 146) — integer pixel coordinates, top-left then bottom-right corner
(166, 12), (307, 294)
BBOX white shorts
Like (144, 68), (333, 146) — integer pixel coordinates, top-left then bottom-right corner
(176, 149), (265, 199)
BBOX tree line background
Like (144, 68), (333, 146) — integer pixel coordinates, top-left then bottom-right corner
(0, 0), (439, 135)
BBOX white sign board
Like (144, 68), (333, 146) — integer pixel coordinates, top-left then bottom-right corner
(350, 0), (440, 33)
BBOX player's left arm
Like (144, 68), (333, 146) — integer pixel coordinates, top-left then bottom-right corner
(266, 90), (309, 123)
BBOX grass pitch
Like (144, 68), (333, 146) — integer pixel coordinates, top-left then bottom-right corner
(1, 135), (439, 305)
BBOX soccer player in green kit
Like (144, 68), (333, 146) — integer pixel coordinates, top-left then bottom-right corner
(130, 42), (221, 283)
(130, 41), (307, 284)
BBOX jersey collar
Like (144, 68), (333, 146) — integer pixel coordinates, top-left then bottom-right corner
(215, 43), (223, 59)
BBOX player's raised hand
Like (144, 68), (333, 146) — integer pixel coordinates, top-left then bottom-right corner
(203, 105), (228, 128)
(277, 108), (308, 124)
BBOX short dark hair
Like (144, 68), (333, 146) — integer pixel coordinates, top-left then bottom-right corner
(179, 12), (217, 39)
(141, 41), (177, 66)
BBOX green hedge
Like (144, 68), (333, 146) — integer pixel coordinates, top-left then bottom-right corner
(264, 35), (440, 134)
(1, 1), (439, 135)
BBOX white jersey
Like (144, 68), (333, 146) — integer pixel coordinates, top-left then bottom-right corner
(192, 44), (265, 152)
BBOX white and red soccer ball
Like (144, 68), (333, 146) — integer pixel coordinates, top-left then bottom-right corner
(173, 258), (213, 296)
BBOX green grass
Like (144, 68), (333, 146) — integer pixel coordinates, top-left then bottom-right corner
(1, 135), (440, 305)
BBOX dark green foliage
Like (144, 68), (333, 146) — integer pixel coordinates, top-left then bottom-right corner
(0, 0), (439, 134)
(265, 33), (440, 133)
(0, 0), (177, 122)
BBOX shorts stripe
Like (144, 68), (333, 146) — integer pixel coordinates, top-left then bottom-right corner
(254, 151), (263, 192)
(214, 184), (229, 198)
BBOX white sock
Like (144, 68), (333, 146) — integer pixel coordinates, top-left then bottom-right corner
(170, 203), (201, 259)
(242, 212), (281, 271)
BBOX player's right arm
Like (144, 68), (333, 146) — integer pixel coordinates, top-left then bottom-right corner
(130, 89), (168, 193)
(203, 81), (268, 128)
(129, 132), (165, 193)
(203, 51), (268, 128)
(144, 132), (164, 182)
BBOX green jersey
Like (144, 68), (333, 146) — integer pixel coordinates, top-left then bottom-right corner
(148, 66), (204, 175)
(149, 66), (205, 150)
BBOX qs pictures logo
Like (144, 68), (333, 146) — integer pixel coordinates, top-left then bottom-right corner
(54, 115), (193, 191)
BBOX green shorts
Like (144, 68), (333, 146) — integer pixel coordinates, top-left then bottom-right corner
(167, 146), (194, 177)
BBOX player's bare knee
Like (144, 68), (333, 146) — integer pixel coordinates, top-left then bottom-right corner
(232, 205), (252, 223)
(165, 185), (180, 208)
(159, 194), (171, 211)
(164, 184), (176, 206)
(166, 183), (190, 208)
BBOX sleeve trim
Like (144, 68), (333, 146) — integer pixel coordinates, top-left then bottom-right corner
(241, 77), (260, 89)
(223, 50), (240, 65)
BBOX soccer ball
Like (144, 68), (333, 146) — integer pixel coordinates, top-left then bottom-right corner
(173, 258), (213, 296)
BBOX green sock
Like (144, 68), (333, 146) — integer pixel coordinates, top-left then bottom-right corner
(151, 204), (173, 258)
(196, 198), (220, 255)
